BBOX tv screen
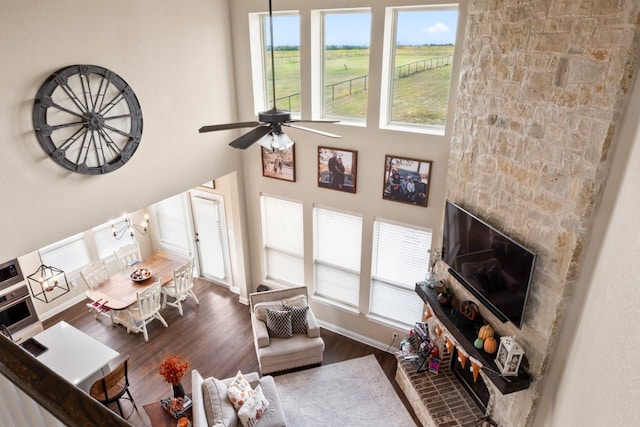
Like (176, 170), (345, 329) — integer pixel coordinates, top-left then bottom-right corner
(442, 201), (536, 328)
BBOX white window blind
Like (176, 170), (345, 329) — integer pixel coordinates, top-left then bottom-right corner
(39, 232), (91, 274)
(154, 194), (190, 252)
(314, 207), (362, 307)
(92, 218), (131, 260)
(370, 220), (431, 326)
(260, 195), (304, 286)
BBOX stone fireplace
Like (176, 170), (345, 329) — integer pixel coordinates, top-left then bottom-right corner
(396, 282), (536, 425)
(439, 0), (640, 425)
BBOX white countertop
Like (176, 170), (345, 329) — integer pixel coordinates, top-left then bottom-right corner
(33, 321), (119, 386)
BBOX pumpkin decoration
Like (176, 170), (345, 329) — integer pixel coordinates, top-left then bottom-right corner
(483, 336), (498, 354)
(474, 338), (484, 349)
(478, 324), (494, 340)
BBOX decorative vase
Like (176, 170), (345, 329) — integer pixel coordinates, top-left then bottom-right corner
(172, 382), (186, 399)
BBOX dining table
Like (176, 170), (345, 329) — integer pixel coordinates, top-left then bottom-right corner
(85, 252), (189, 311)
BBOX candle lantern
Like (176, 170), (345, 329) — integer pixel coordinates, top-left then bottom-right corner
(495, 336), (524, 376)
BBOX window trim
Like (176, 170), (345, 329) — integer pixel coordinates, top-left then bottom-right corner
(260, 194), (305, 287)
(378, 4), (460, 135)
(249, 10), (301, 118)
(39, 232), (91, 279)
(369, 218), (432, 328)
(312, 206), (363, 309)
(310, 7), (372, 124)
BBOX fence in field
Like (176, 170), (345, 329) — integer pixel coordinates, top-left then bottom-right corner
(272, 54), (453, 105)
(394, 55), (453, 80)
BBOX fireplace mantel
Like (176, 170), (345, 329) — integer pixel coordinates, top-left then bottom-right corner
(415, 283), (531, 394)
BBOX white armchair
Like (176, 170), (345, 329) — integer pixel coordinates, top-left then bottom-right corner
(161, 261), (199, 316)
(249, 286), (325, 374)
(126, 281), (168, 342)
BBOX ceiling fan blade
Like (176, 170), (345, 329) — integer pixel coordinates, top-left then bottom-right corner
(229, 125), (272, 149)
(283, 123), (342, 138)
(199, 121), (261, 133)
(290, 119), (340, 124)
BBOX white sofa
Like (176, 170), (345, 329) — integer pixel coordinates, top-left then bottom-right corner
(192, 369), (286, 427)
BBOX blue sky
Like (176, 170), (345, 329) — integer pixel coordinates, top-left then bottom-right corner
(269, 10), (458, 47)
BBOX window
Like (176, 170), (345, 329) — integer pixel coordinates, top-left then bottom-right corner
(251, 12), (301, 115)
(381, 5), (459, 133)
(39, 232), (91, 274)
(313, 207), (362, 307)
(313, 9), (371, 121)
(370, 220), (432, 327)
(260, 195), (304, 286)
(92, 217), (131, 260)
(153, 194), (190, 253)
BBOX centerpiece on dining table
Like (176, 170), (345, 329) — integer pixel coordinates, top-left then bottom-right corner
(159, 353), (192, 418)
(130, 267), (152, 282)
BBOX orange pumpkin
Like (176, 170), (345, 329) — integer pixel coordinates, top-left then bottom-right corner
(483, 336), (498, 354)
(478, 324), (494, 340)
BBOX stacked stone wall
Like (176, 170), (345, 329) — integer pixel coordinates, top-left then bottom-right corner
(447, 0), (640, 425)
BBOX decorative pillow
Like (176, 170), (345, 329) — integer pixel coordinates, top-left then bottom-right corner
(282, 294), (308, 308)
(253, 301), (283, 322)
(265, 308), (293, 338)
(283, 304), (308, 334)
(237, 384), (270, 427)
(227, 371), (254, 410)
(202, 377), (238, 426)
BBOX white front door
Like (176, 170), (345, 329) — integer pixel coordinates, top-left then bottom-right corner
(189, 191), (232, 286)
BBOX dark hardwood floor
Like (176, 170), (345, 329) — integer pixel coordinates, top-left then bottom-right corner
(43, 278), (419, 426)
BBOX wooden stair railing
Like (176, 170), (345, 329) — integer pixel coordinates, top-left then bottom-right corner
(0, 334), (131, 427)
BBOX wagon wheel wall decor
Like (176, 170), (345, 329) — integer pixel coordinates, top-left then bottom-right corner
(33, 65), (143, 175)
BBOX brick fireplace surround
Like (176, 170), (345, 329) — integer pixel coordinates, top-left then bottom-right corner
(396, 352), (486, 427)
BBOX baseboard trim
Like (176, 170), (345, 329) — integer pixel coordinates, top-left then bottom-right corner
(317, 320), (399, 353)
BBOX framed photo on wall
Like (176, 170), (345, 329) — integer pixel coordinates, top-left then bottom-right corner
(261, 146), (295, 182)
(383, 155), (432, 207)
(317, 147), (357, 193)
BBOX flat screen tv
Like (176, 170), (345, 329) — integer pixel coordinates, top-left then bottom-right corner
(442, 200), (536, 328)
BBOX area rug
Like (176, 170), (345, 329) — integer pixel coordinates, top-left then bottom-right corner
(273, 354), (416, 426)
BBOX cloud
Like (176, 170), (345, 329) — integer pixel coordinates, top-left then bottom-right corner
(423, 22), (450, 34)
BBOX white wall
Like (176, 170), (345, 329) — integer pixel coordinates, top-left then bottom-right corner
(533, 76), (640, 425)
(228, 0), (465, 346)
(0, 0), (243, 262)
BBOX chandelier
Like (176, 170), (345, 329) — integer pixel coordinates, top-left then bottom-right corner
(111, 214), (150, 240)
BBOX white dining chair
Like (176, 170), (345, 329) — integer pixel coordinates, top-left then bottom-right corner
(115, 242), (142, 271)
(81, 260), (112, 320)
(81, 260), (110, 289)
(126, 281), (168, 342)
(161, 261), (199, 316)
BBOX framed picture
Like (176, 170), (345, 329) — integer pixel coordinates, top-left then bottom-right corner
(383, 155), (432, 207)
(261, 146), (295, 182)
(317, 147), (357, 193)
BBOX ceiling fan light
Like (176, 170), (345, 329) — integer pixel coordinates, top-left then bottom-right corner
(257, 131), (294, 151)
(271, 132), (294, 150)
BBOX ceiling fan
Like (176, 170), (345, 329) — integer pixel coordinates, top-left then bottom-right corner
(199, 0), (341, 151)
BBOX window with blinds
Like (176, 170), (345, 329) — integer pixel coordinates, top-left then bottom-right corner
(260, 195), (304, 286)
(370, 220), (431, 327)
(154, 194), (190, 253)
(92, 217), (131, 260)
(313, 207), (363, 307)
(39, 232), (91, 274)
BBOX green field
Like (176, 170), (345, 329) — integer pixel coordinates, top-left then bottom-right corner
(266, 46), (454, 124)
